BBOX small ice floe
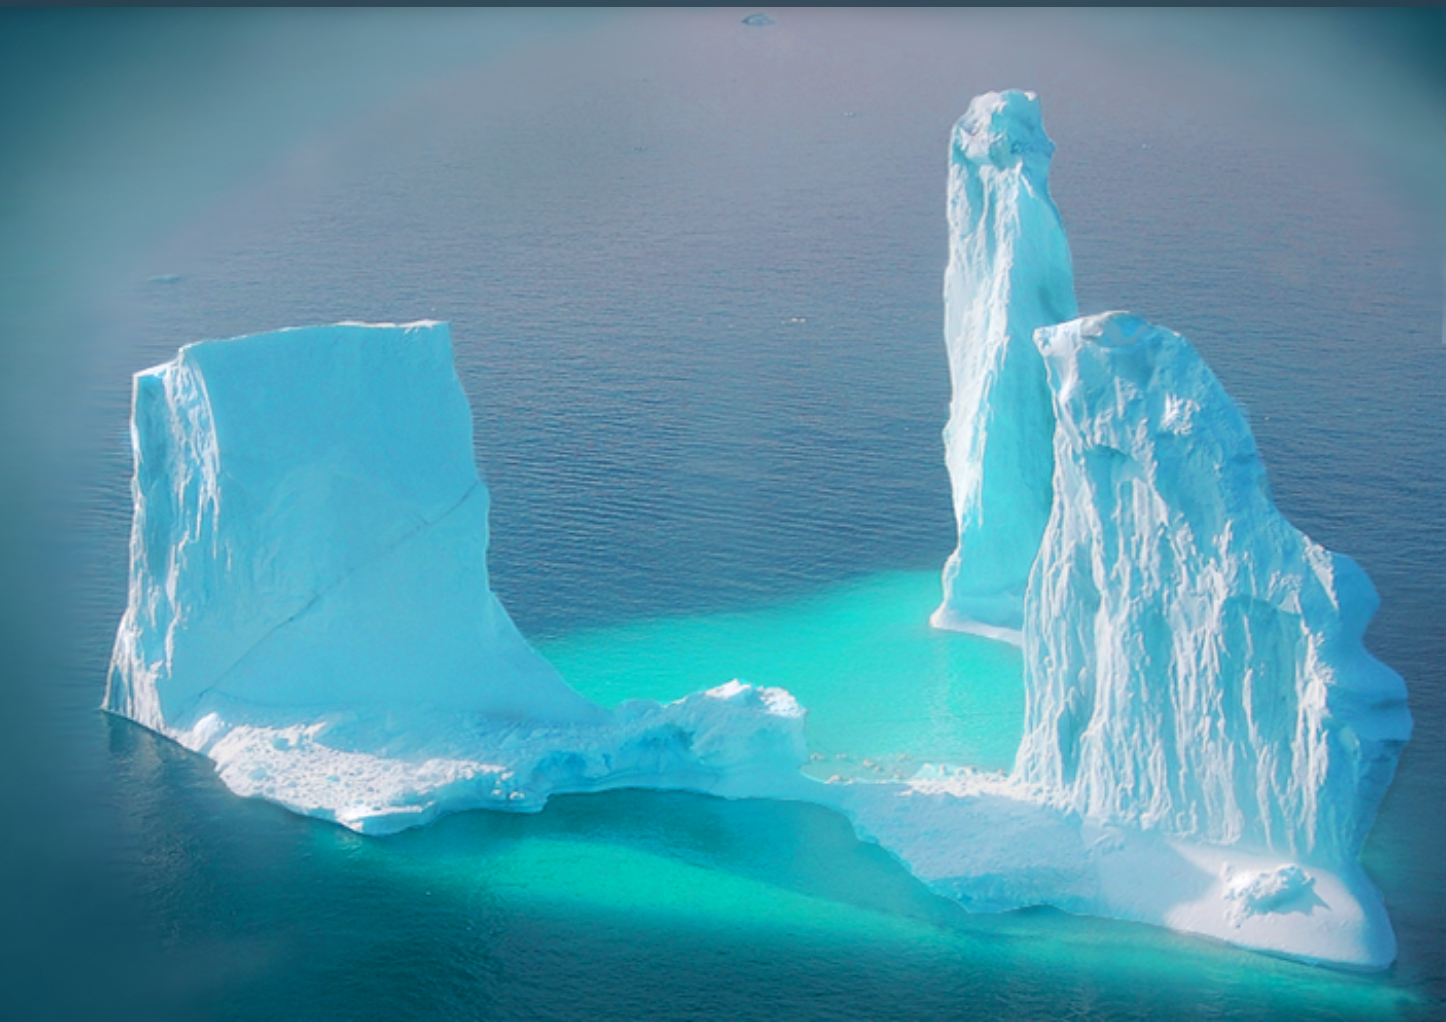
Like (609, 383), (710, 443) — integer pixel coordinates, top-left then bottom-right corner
(1222, 863), (1318, 927)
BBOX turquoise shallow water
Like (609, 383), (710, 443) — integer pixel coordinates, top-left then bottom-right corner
(3, 8), (1445, 1021)
(96, 721), (1423, 1021)
(541, 571), (1024, 775)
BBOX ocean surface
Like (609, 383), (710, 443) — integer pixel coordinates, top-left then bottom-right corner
(2, 9), (1443, 1020)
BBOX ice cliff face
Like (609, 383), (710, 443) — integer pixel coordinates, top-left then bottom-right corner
(934, 90), (1077, 637)
(1015, 312), (1412, 865)
(106, 322), (604, 731)
(105, 323), (807, 832)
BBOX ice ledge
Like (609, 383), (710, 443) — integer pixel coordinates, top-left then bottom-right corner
(165, 679), (810, 837)
(832, 773), (1396, 969)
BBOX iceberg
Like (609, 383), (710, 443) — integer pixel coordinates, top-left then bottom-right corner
(104, 92), (1410, 969)
(1017, 312), (1411, 868)
(105, 323), (809, 833)
(106, 321), (602, 732)
(832, 314), (1409, 968)
(934, 90), (1077, 639)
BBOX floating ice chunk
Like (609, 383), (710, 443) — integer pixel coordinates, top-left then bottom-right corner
(741, 13), (774, 27)
(1016, 311), (1412, 866)
(934, 90), (1077, 637)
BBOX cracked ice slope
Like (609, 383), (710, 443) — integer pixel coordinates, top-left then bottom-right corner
(934, 90), (1077, 638)
(1017, 312), (1412, 867)
(105, 323), (807, 832)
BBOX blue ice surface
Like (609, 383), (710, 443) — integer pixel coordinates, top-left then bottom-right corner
(1018, 312), (1411, 868)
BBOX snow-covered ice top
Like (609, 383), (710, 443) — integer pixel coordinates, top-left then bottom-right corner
(1016, 312), (1412, 866)
(934, 90), (1078, 638)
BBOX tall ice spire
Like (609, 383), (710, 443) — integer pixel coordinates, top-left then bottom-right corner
(933, 90), (1077, 637)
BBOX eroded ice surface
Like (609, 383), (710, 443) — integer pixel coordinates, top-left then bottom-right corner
(934, 90), (1077, 638)
(838, 311), (1409, 969)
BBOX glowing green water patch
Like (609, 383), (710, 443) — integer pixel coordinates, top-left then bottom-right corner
(538, 570), (1023, 774)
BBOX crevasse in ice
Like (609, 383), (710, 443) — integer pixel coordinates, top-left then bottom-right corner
(1016, 312), (1412, 866)
(934, 90), (1077, 639)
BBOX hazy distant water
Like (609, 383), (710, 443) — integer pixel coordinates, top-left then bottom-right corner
(5, 9), (1444, 1021)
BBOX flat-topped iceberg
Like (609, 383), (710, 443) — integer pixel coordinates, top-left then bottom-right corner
(105, 323), (808, 832)
(107, 321), (601, 731)
(934, 90), (1077, 639)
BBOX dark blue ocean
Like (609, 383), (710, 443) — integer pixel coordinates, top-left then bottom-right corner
(2, 10), (1443, 1020)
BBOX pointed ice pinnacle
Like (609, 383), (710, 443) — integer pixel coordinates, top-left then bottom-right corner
(1017, 312), (1412, 866)
(933, 90), (1078, 639)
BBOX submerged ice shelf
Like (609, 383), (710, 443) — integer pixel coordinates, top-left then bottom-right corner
(107, 92), (1409, 970)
